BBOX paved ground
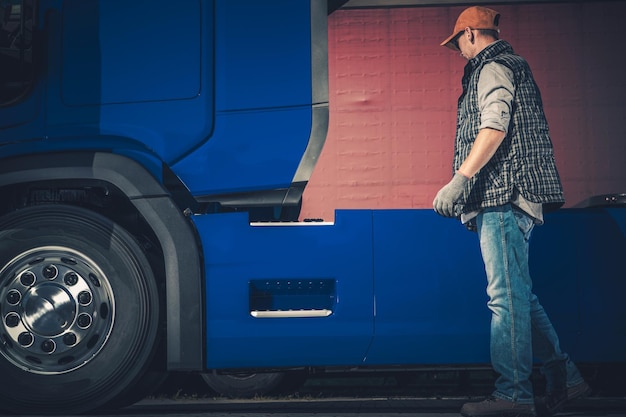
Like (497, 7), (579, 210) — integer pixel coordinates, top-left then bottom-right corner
(122, 396), (626, 417)
(4, 370), (625, 417)
(5, 395), (626, 417)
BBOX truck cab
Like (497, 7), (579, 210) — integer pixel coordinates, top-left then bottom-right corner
(0, 0), (330, 413)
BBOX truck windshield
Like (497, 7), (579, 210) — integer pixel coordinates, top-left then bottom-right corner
(0, 0), (34, 105)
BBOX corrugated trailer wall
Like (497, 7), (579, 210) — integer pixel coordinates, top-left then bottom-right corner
(301, 1), (626, 221)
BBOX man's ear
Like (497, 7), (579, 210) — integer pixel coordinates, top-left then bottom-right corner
(465, 27), (475, 43)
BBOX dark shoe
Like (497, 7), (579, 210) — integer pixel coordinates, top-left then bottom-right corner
(461, 396), (536, 417)
(536, 381), (592, 416)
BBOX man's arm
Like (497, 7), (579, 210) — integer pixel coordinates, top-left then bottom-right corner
(432, 128), (505, 217)
(457, 127), (506, 178)
(432, 62), (513, 217)
(458, 61), (513, 178)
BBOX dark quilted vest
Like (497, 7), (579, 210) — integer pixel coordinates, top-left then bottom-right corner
(454, 40), (564, 213)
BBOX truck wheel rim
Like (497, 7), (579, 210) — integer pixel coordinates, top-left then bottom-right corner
(0, 246), (115, 374)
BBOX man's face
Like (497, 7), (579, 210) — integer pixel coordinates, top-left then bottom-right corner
(455, 28), (476, 60)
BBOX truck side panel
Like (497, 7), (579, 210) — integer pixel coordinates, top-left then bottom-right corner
(197, 208), (626, 369)
(531, 208), (626, 361)
(193, 210), (374, 368)
(366, 210), (490, 365)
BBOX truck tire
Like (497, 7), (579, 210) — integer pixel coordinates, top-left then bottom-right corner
(201, 371), (287, 398)
(0, 205), (160, 415)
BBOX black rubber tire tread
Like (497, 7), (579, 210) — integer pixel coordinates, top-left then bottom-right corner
(201, 370), (307, 399)
(0, 205), (160, 415)
(201, 371), (287, 398)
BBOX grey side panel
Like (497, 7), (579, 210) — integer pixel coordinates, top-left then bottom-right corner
(291, 0), (329, 193)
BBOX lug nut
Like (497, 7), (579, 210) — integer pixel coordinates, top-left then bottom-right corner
(78, 291), (92, 306)
(43, 265), (58, 280)
(41, 339), (56, 354)
(5, 312), (20, 328)
(6, 290), (21, 305)
(63, 332), (77, 346)
(20, 271), (36, 286)
(77, 313), (92, 329)
(64, 272), (79, 286)
(18, 332), (34, 347)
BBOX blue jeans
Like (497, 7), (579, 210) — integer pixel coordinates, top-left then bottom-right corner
(476, 205), (584, 403)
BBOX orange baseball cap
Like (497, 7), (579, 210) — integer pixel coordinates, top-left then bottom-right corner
(441, 6), (500, 51)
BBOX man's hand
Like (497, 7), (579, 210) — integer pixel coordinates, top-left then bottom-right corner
(433, 172), (469, 217)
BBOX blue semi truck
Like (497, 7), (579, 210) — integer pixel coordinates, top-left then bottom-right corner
(0, 0), (624, 414)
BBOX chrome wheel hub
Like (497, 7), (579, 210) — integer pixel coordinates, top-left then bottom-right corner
(1, 247), (115, 374)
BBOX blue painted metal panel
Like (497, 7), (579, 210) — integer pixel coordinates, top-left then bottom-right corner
(43, 0), (215, 165)
(172, 0), (317, 196)
(173, 107), (312, 195)
(532, 208), (626, 362)
(367, 208), (626, 366)
(193, 210), (374, 369)
(368, 208), (626, 365)
(213, 0), (313, 112)
(62, 0), (202, 105)
(197, 207), (626, 369)
(366, 210), (490, 365)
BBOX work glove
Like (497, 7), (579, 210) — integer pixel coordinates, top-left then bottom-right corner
(433, 172), (469, 218)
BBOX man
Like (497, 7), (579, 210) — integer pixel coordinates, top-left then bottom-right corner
(434, 6), (591, 417)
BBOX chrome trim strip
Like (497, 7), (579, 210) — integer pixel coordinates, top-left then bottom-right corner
(250, 309), (333, 318)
